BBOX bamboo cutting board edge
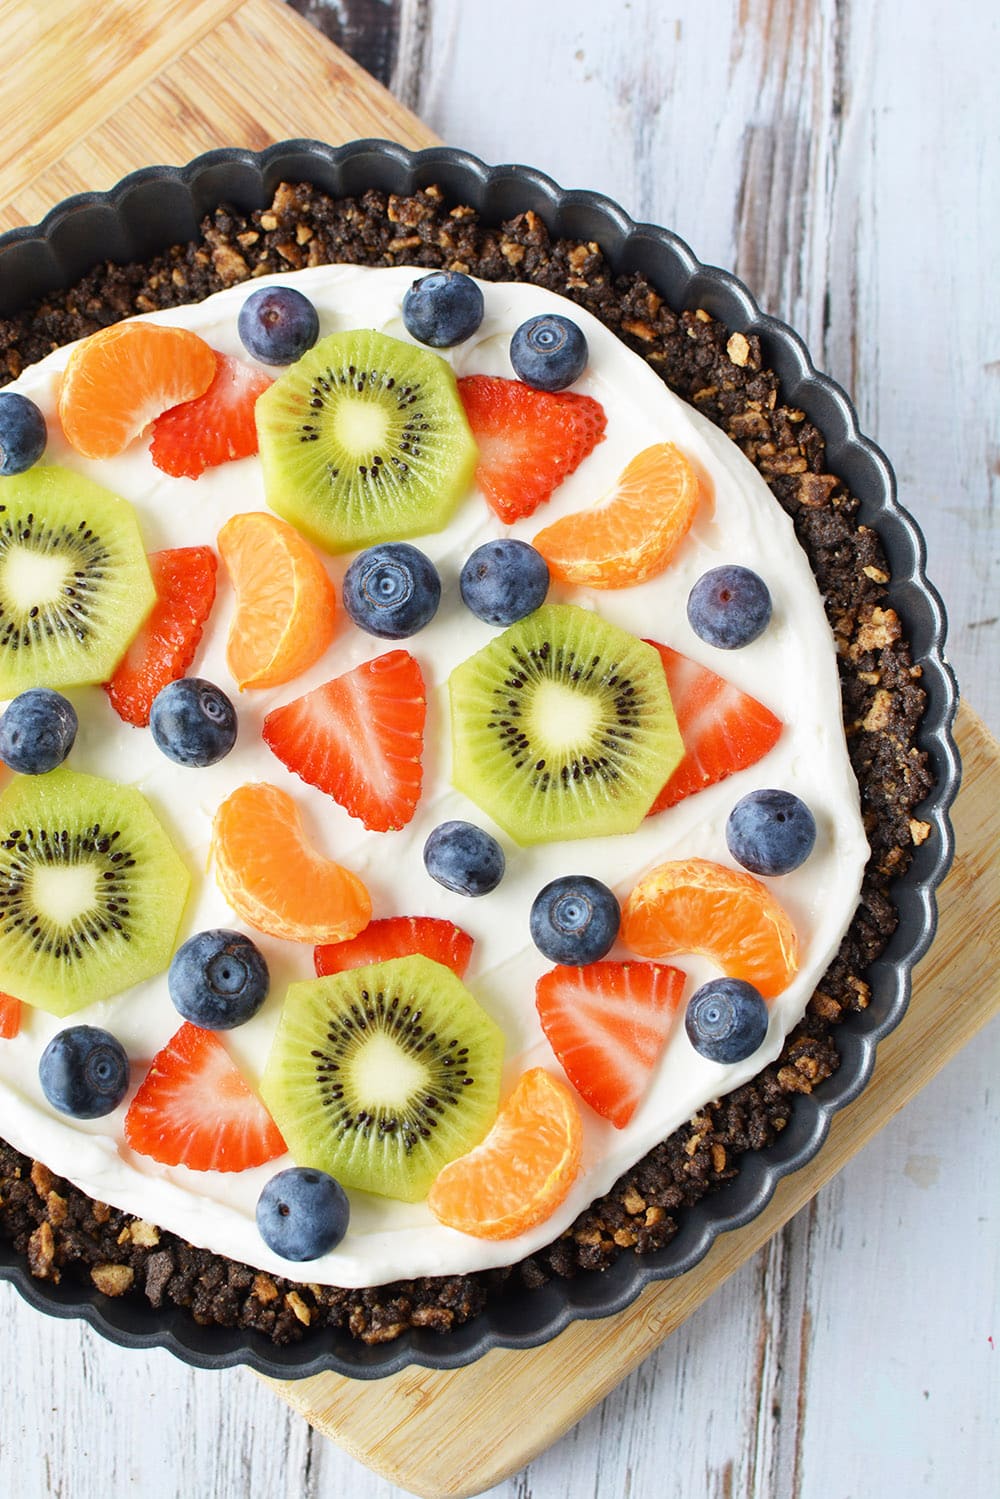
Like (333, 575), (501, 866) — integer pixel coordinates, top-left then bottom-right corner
(0, 3), (994, 1494)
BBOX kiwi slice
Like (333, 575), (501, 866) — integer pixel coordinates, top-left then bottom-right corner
(0, 465), (155, 697)
(260, 955), (504, 1203)
(0, 769), (190, 1017)
(450, 603), (683, 845)
(255, 329), (478, 553)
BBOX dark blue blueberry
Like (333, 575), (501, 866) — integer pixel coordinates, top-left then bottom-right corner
(237, 286), (320, 365)
(343, 543), (441, 639)
(0, 688), (77, 774)
(39, 1026), (130, 1119)
(169, 929), (270, 1030)
(460, 539), (549, 626)
(529, 875), (620, 964)
(0, 391), (47, 475)
(510, 314), (588, 391)
(686, 565), (772, 649)
(423, 820), (505, 897)
(685, 978), (769, 1064)
(726, 788), (817, 876)
(256, 1166), (350, 1261)
(402, 271), (485, 348)
(149, 678), (238, 767)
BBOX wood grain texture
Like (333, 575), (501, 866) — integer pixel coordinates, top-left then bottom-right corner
(0, 0), (432, 232)
(0, 2), (997, 1497)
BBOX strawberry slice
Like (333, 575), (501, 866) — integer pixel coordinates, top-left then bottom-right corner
(263, 650), (426, 833)
(149, 351), (272, 479)
(646, 642), (782, 813)
(0, 992), (21, 1039)
(315, 915), (474, 979)
(124, 1022), (286, 1173)
(105, 546), (218, 727)
(535, 961), (685, 1128)
(458, 374), (606, 523)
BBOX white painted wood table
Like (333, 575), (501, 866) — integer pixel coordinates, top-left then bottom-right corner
(1, 2), (997, 1496)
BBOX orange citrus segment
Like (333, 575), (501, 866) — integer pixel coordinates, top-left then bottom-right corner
(58, 322), (216, 459)
(427, 1068), (583, 1240)
(212, 782), (371, 944)
(621, 856), (798, 999)
(217, 511), (337, 689)
(532, 442), (706, 588)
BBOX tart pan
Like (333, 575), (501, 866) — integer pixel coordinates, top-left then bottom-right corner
(0, 139), (960, 1379)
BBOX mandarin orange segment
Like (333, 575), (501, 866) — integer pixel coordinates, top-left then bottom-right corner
(217, 511), (337, 690)
(621, 856), (798, 999)
(58, 322), (216, 459)
(212, 782), (371, 944)
(532, 442), (706, 589)
(427, 1068), (583, 1240)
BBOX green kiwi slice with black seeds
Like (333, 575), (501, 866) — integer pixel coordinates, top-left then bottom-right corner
(260, 955), (504, 1203)
(449, 602), (683, 845)
(0, 769), (190, 1017)
(255, 329), (478, 553)
(0, 465), (155, 697)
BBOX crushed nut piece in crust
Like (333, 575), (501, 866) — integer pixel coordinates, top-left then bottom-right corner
(285, 1291), (312, 1326)
(91, 1263), (135, 1297)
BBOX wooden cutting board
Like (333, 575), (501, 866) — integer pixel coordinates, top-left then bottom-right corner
(1, 3), (996, 1494)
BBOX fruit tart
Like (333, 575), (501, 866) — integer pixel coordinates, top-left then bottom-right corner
(0, 146), (956, 1375)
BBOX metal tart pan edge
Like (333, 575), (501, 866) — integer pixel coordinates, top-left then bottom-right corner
(0, 139), (960, 1380)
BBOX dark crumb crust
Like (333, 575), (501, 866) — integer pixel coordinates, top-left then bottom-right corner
(0, 182), (933, 1348)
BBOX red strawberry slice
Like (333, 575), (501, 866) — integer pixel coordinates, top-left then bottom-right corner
(458, 374), (606, 523)
(124, 1022), (286, 1173)
(105, 546), (218, 727)
(647, 642), (782, 813)
(535, 961), (685, 1129)
(0, 992), (21, 1039)
(149, 350), (272, 479)
(315, 915), (474, 979)
(263, 649), (426, 833)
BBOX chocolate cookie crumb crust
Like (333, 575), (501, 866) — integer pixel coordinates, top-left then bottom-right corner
(0, 182), (932, 1346)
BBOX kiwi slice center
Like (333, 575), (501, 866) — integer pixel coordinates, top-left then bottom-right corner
(30, 862), (100, 925)
(1, 821), (135, 960)
(0, 508), (110, 651)
(330, 395), (393, 458)
(311, 985), (472, 1153)
(526, 679), (603, 755)
(2, 547), (75, 613)
(351, 1032), (428, 1109)
(303, 364), (424, 484)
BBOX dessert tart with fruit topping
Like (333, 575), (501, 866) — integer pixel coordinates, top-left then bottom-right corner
(0, 161), (948, 1367)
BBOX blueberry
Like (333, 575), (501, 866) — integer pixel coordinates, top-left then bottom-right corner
(423, 820), (505, 897)
(529, 875), (620, 964)
(237, 286), (320, 365)
(685, 978), (769, 1064)
(39, 1025), (130, 1119)
(256, 1166), (349, 1261)
(0, 391), (47, 475)
(402, 271), (485, 348)
(460, 539), (550, 626)
(343, 543), (441, 639)
(0, 688), (78, 774)
(686, 565), (772, 649)
(149, 678), (238, 767)
(169, 929), (270, 1030)
(510, 314), (588, 391)
(726, 788), (817, 876)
